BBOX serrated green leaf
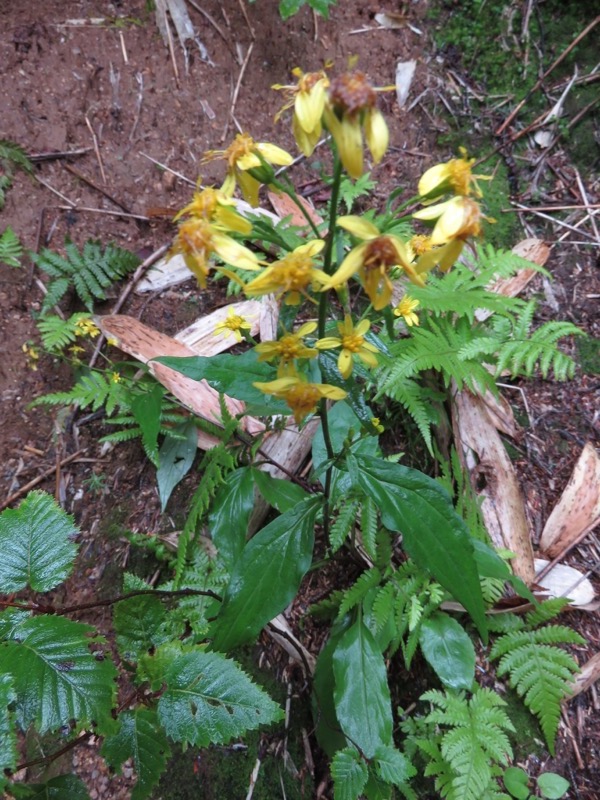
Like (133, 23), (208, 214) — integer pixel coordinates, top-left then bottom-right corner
(333, 620), (393, 758)
(307, 0), (336, 17)
(208, 466), (255, 569)
(0, 675), (17, 789)
(131, 384), (164, 466)
(113, 594), (176, 663)
(157, 649), (283, 746)
(278, 0), (305, 19)
(102, 709), (171, 800)
(0, 491), (78, 592)
(0, 614), (117, 735)
(17, 774), (90, 799)
(352, 455), (487, 640)
(331, 747), (368, 800)
(251, 468), (309, 514)
(157, 421), (197, 511)
(0, 226), (23, 267)
(210, 497), (320, 651)
(374, 744), (416, 787)
(153, 351), (289, 416)
(419, 612), (475, 690)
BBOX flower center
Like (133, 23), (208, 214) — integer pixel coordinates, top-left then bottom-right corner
(178, 219), (214, 256)
(224, 314), (245, 332)
(286, 384), (321, 417)
(341, 333), (365, 353)
(448, 158), (474, 196)
(224, 133), (255, 167)
(363, 236), (398, 271)
(276, 253), (313, 290)
(409, 234), (432, 255)
(277, 334), (304, 360)
(329, 72), (376, 116)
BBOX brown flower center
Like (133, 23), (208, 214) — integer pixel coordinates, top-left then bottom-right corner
(329, 72), (376, 117)
(363, 236), (398, 271)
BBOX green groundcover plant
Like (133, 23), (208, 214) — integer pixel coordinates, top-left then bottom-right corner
(2, 66), (583, 799)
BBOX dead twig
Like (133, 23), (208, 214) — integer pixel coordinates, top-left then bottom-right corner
(1, 450), (87, 511)
(138, 151), (196, 186)
(185, 0), (230, 48)
(62, 163), (132, 213)
(230, 41), (254, 122)
(84, 115), (107, 184)
(496, 14), (600, 135)
(27, 148), (90, 162)
(54, 204), (149, 221)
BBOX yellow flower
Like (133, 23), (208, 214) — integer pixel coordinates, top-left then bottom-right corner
(418, 148), (491, 199)
(244, 240), (328, 305)
(370, 417), (384, 434)
(75, 318), (100, 338)
(322, 216), (424, 310)
(316, 315), (379, 379)
(111, 371), (121, 383)
(253, 375), (347, 424)
(323, 71), (390, 179)
(170, 216), (260, 288)
(106, 337), (119, 347)
(394, 296), (420, 327)
(22, 342), (40, 370)
(203, 133), (293, 207)
(413, 196), (484, 245)
(273, 68), (329, 156)
(174, 186), (252, 237)
(255, 321), (318, 376)
(214, 307), (253, 343)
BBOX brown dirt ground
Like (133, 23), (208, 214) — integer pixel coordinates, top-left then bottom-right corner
(1, 1), (599, 798)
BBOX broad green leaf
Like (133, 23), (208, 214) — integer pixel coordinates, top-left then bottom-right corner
(331, 747), (368, 800)
(352, 455), (487, 640)
(0, 675), (17, 790)
(102, 709), (171, 800)
(319, 350), (380, 433)
(0, 491), (78, 592)
(419, 612), (475, 690)
(308, 0), (336, 17)
(157, 649), (283, 746)
(208, 466), (255, 569)
(211, 498), (320, 651)
(157, 421), (198, 511)
(333, 620), (393, 758)
(251, 468), (309, 513)
(0, 614), (117, 735)
(113, 594), (177, 663)
(374, 745), (416, 787)
(131, 384), (164, 465)
(502, 766), (530, 799)
(312, 622), (351, 758)
(472, 539), (533, 600)
(16, 775), (90, 799)
(363, 771), (393, 800)
(537, 772), (570, 799)
(154, 351), (289, 416)
(278, 0), (304, 20)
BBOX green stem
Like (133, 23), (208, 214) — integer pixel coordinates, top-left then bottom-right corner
(317, 153), (344, 539)
(271, 176), (322, 238)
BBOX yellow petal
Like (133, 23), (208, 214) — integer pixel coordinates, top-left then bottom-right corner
(293, 114), (321, 157)
(430, 198), (468, 245)
(418, 163), (450, 197)
(364, 109), (389, 165)
(254, 377), (297, 393)
(257, 142), (294, 166)
(354, 319), (370, 336)
(295, 81), (326, 133)
(338, 349), (353, 379)
(216, 206), (252, 234)
(337, 215), (380, 240)
(315, 337), (342, 350)
(297, 239), (326, 257)
(296, 321), (318, 337)
(322, 243), (369, 289)
(325, 108), (363, 180)
(413, 199), (453, 222)
(317, 384), (347, 400)
(358, 350), (378, 368)
(237, 171), (261, 207)
(212, 232), (260, 270)
(237, 152), (262, 170)
(221, 173), (236, 198)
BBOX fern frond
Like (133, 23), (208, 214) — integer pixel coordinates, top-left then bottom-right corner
(329, 497), (360, 553)
(489, 624), (584, 752)
(371, 582), (395, 634)
(0, 140), (34, 175)
(36, 312), (93, 352)
(360, 496), (378, 560)
(525, 597), (569, 627)
(0, 227), (23, 267)
(32, 240), (139, 313)
(383, 377), (438, 453)
(30, 371), (121, 413)
(336, 568), (382, 621)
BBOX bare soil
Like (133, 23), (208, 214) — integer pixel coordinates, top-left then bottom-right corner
(1, 1), (599, 798)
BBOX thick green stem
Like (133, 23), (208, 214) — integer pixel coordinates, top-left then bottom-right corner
(271, 176), (322, 239)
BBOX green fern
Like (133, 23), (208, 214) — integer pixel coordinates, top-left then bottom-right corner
(489, 602), (584, 753)
(385, 378), (441, 453)
(418, 687), (514, 800)
(329, 496), (360, 552)
(31, 240), (139, 314)
(336, 568), (382, 621)
(0, 227), (23, 268)
(30, 371), (128, 415)
(36, 313), (97, 352)
(0, 140), (33, 210)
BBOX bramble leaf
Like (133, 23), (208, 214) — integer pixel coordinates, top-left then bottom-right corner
(331, 747), (368, 800)
(0, 675), (17, 791)
(157, 649), (282, 746)
(0, 491), (78, 592)
(0, 613), (117, 735)
(102, 709), (171, 800)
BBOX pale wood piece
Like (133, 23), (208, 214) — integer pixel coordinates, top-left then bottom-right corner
(267, 189), (324, 231)
(452, 386), (535, 584)
(539, 443), (600, 557)
(569, 652), (600, 698)
(533, 558), (596, 607)
(175, 300), (262, 354)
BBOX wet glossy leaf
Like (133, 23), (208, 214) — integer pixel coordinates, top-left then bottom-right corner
(419, 612), (475, 690)
(331, 747), (368, 800)
(209, 466), (255, 569)
(157, 421), (197, 511)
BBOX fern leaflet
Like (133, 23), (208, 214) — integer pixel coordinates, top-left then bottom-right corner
(329, 497), (360, 552)
(0, 227), (23, 267)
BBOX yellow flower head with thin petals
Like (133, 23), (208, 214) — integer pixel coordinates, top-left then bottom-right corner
(174, 186), (252, 237)
(203, 133), (293, 207)
(323, 71), (390, 179)
(244, 240), (328, 305)
(254, 375), (346, 424)
(273, 68), (329, 157)
(214, 307), (253, 343)
(394, 296), (420, 327)
(255, 321), (318, 376)
(316, 315), (379, 379)
(418, 148), (491, 199)
(414, 196), (484, 245)
(322, 216), (424, 310)
(75, 318), (100, 338)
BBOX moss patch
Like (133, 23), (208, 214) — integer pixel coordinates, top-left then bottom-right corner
(576, 336), (600, 375)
